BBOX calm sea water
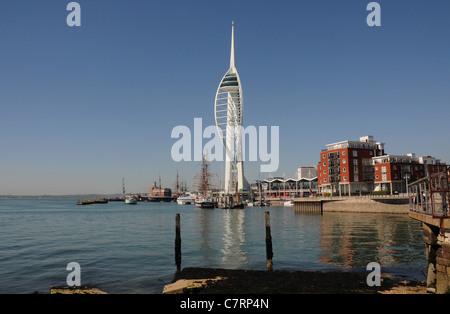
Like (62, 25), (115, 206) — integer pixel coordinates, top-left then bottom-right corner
(0, 199), (426, 294)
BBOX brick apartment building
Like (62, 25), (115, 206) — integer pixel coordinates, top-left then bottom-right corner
(317, 135), (445, 196)
(372, 154), (424, 193)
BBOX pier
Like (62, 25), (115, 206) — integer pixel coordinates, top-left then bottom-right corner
(293, 195), (409, 214)
(408, 166), (450, 294)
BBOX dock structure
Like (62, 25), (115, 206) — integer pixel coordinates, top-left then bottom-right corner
(408, 165), (450, 294)
(294, 199), (323, 214)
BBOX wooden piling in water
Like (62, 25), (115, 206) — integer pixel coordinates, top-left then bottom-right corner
(175, 213), (181, 272)
(265, 211), (273, 271)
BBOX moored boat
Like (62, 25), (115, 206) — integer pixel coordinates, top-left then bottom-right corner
(125, 195), (137, 205)
(177, 194), (195, 205)
(196, 200), (216, 209)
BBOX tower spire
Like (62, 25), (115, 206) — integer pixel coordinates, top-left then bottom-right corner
(230, 21), (236, 71)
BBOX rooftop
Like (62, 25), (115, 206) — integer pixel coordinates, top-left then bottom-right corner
(323, 135), (385, 151)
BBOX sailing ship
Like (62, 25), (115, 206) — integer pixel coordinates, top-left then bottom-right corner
(193, 156), (218, 209)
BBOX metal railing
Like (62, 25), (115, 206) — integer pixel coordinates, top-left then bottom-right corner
(408, 166), (449, 218)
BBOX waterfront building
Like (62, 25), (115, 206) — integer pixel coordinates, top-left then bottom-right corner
(214, 22), (250, 196)
(318, 135), (385, 196)
(417, 155), (443, 176)
(251, 173), (318, 199)
(318, 135), (447, 196)
(297, 166), (318, 182)
(149, 181), (172, 197)
(372, 154), (424, 193)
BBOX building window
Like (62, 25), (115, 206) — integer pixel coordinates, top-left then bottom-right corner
(354, 174), (359, 182)
(353, 150), (358, 157)
(393, 174), (397, 179)
(343, 176), (347, 181)
(323, 162), (326, 166)
(323, 170), (326, 174)
(342, 151), (346, 155)
(323, 154), (326, 159)
(342, 159), (346, 164)
(353, 159), (358, 166)
(324, 178), (327, 182)
(343, 167), (346, 172)
(393, 165), (397, 170)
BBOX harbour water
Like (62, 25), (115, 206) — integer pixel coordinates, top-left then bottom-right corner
(0, 199), (426, 294)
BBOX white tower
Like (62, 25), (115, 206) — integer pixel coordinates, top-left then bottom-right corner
(214, 22), (249, 195)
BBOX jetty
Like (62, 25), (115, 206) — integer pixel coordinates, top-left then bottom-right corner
(407, 165), (450, 294)
(76, 199), (108, 205)
(293, 195), (409, 214)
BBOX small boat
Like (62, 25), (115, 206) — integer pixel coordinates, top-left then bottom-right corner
(284, 200), (294, 207)
(125, 195), (137, 205)
(177, 195), (195, 205)
(218, 202), (245, 209)
(198, 201), (215, 209)
(195, 198), (216, 209)
(231, 203), (244, 209)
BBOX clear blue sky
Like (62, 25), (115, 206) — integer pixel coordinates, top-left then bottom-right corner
(1, 0), (449, 195)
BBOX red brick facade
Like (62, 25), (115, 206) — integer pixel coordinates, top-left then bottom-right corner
(318, 136), (445, 195)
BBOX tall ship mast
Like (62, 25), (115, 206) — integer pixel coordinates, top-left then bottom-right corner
(193, 156), (218, 208)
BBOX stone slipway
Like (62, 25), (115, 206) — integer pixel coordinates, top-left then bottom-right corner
(163, 267), (426, 294)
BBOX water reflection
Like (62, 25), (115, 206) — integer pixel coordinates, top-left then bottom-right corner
(192, 207), (426, 278)
(195, 208), (218, 266)
(221, 209), (248, 269)
(317, 212), (426, 270)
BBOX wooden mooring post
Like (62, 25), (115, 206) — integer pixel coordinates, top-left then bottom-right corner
(294, 200), (323, 214)
(175, 213), (181, 272)
(265, 211), (273, 271)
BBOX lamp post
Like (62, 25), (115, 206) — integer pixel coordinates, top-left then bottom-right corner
(404, 173), (410, 197)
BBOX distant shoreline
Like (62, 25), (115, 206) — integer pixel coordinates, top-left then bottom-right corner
(0, 194), (125, 200)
